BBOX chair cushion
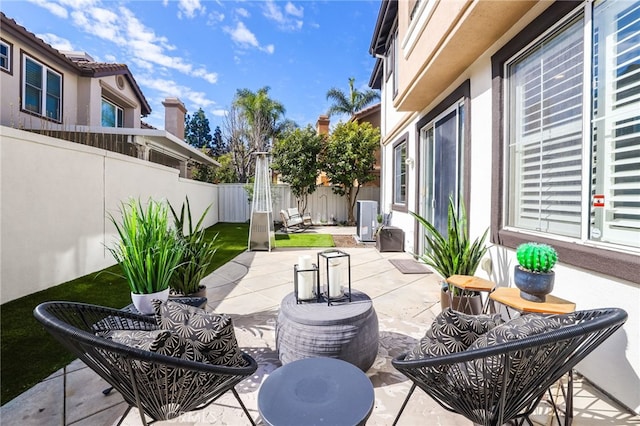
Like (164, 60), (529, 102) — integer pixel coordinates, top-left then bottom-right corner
(102, 329), (209, 363)
(468, 313), (574, 349)
(287, 208), (301, 218)
(152, 299), (247, 367)
(457, 313), (576, 404)
(406, 308), (504, 360)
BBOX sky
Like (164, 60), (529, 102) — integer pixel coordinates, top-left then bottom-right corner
(2, 0), (381, 130)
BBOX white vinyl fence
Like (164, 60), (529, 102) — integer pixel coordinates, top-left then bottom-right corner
(217, 183), (380, 224)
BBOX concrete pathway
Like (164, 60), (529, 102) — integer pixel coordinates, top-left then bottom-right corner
(1, 227), (638, 425)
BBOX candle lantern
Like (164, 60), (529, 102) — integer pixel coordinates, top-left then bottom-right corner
(317, 249), (351, 305)
(294, 255), (319, 304)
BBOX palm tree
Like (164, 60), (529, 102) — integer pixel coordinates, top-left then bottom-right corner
(325, 77), (380, 118)
(233, 86), (286, 151)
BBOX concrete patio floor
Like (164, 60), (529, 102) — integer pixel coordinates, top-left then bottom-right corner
(2, 227), (638, 425)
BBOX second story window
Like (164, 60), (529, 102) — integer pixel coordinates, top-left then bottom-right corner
(0, 40), (10, 73)
(22, 56), (61, 122)
(101, 98), (124, 127)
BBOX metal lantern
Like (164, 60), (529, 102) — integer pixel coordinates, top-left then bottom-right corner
(317, 249), (352, 305)
(293, 255), (320, 304)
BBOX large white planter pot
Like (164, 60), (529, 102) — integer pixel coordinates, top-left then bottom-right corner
(131, 288), (170, 314)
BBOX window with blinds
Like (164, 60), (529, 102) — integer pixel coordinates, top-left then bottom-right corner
(22, 56), (61, 121)
(505, 0), (640, 251)
(591, 0), (640, 248)
(507, 15), (584, 238)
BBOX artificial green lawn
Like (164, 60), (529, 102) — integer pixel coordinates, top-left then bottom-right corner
(275, 233), (335, 248)
(0, 222), (249, 405)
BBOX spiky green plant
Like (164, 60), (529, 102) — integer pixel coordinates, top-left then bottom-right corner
(516, 243), (557, 273)
(107, 198), (183, 294)
(169, 197), (218, 295)
(411, 197), (489, 287)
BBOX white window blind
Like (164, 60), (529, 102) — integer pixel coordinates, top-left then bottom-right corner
(508, 16), (585, 237)
(591, 0), (640, 248)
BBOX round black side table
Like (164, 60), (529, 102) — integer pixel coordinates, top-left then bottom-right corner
(258, 357), (375, 426)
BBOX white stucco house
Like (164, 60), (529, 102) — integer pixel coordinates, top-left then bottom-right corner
(0, 12), (217, 176)
(369, 0), (639, 414)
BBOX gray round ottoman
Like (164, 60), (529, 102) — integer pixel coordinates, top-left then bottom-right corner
(275, 289), (379, 372)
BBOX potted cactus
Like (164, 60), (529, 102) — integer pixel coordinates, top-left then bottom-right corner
(514, 242), (558, 302)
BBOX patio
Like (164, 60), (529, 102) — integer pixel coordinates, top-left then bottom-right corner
(1, 227), (637, 425)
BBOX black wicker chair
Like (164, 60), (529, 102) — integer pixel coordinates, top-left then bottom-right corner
(391, 308), (627, 426)
(34, 301), (258, 425)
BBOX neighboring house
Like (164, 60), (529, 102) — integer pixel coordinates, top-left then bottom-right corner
(370, 0), (639, 414)
(0, 12), (217, 176)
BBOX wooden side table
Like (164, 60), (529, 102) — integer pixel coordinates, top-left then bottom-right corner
(490, 286), (576, 425)
(446, 275), (496, 313)
(489, 287), (575, 314)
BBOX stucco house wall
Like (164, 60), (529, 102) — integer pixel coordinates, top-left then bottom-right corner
(371, 0), (640, 413)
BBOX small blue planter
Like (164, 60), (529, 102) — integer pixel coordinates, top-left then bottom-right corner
(514, 266), (555, 303)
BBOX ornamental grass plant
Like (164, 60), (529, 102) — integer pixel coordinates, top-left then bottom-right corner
(107, 198), (184, 295)
(411, 197), (488, 294)
(169, 197), (218, 295)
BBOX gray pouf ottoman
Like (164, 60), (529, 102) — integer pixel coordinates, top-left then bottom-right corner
(275, 289), (379, 372)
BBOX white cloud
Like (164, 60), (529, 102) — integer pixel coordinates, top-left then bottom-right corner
(262, 0), (304, 31)
(235, 8), (249, 18)
(177, 0), (205, 19)
(285, 2), (303, 18)
(192, 68), (218, 84)
(37, 33), (74, 51)
(211, 109), (227, 117)
(264, 44), (275, 54)
(223, 21), (273, 54)
(59, 0), (98, 8)
(138, 76), (216, 110)
(28, 0), (69, 18)
(65, 4), (219, 84)
(207, 10), (225, 25)
(263, 0), (284, 23)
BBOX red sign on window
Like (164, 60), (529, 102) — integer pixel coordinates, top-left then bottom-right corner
(593, 194), (605, 207)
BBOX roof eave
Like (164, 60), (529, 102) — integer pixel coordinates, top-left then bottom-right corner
(369, 0), (398, 56)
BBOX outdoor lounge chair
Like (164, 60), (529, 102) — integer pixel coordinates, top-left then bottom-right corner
(34, 301), (258, 426)
(280, 207), (312, 232)
(391, 308), (627, 426)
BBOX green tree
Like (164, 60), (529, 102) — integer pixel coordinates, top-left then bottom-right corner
(271, 126), (324, 213)
(210, 153), (238, 183)
(233, 86), (286, 152)
(185, 108), (213, 149)
(321, 121), (380, 225)
(211, 125), (226, 156)
(325, 77), (380, 118)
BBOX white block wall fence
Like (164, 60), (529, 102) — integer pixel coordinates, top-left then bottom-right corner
(0, 127), (379, 303)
